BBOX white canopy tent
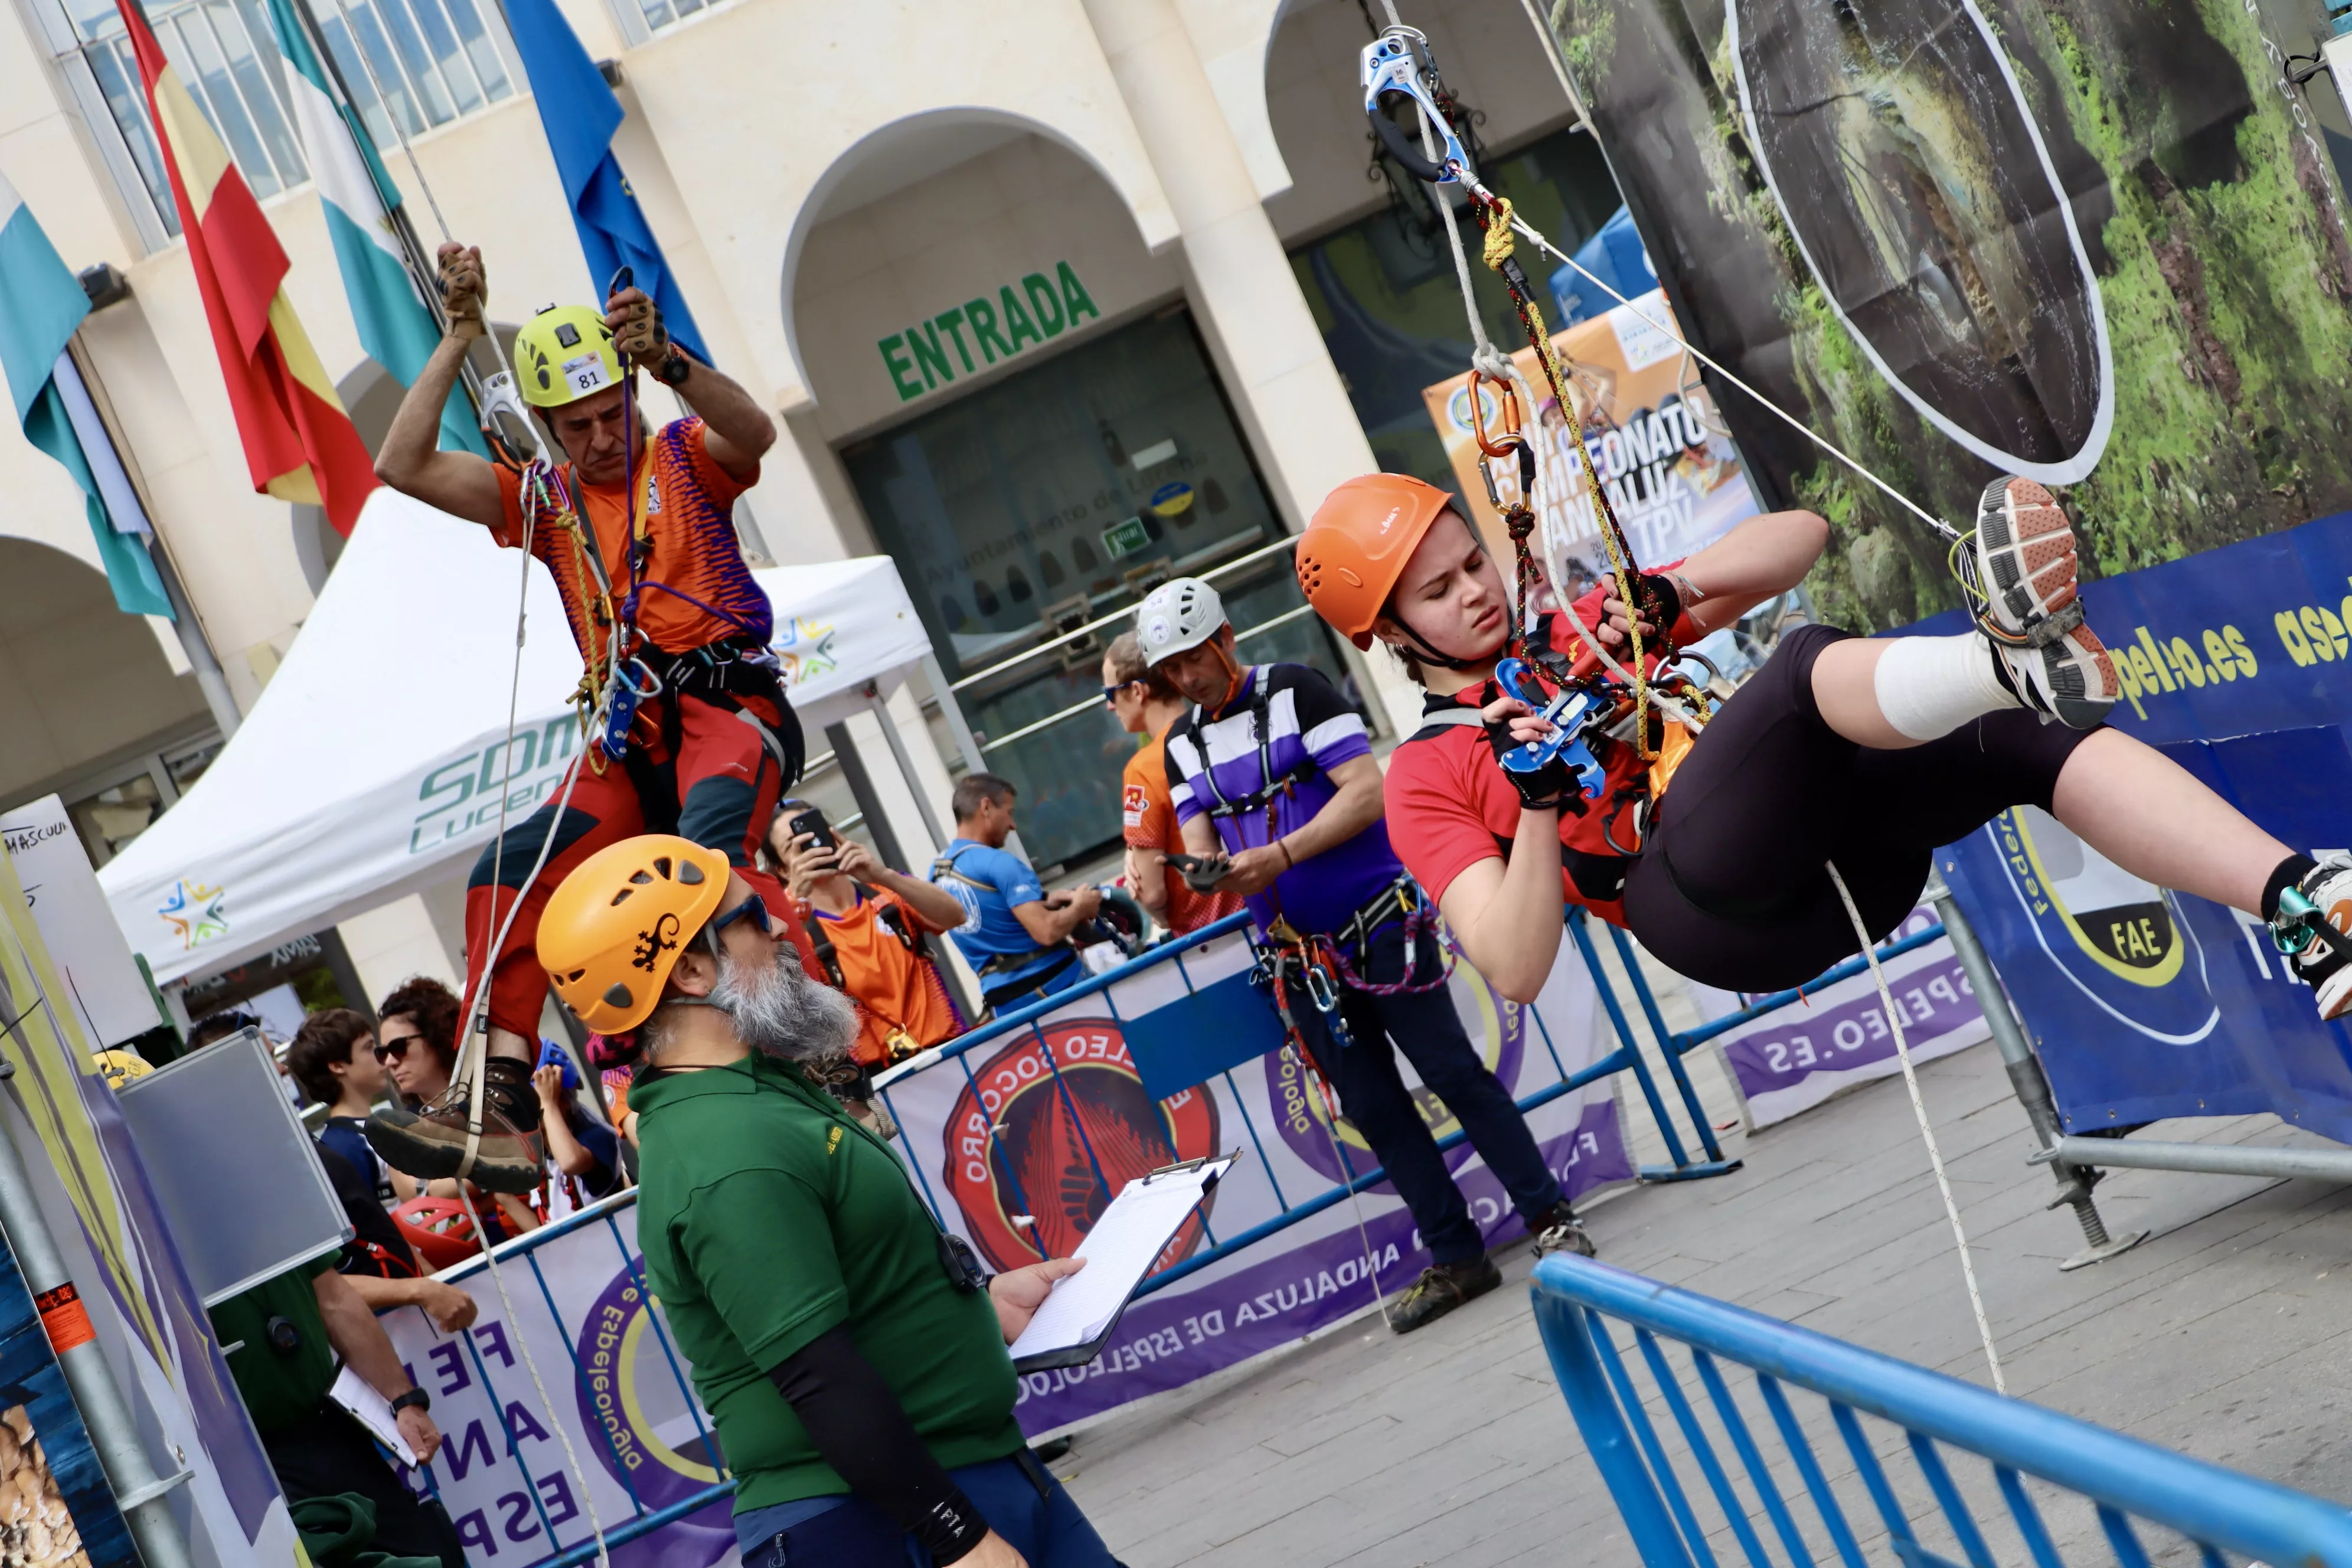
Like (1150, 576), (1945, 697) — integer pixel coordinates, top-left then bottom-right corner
(101, 488), (945, 985)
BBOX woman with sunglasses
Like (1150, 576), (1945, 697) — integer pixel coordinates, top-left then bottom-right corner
(372, 978), (541, 1238)
(1102, 632), (1244, 936)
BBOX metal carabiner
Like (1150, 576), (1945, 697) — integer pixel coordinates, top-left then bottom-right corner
(1361, 28), (1468, 185)
(1304, 955), (1342, 1016)
(1470, 370), (1539, 513)
(1494, 656), (1610, 799)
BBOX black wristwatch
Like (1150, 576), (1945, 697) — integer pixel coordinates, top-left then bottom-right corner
(388, 1387), (431, 1416)
(655, 347), (692, 387)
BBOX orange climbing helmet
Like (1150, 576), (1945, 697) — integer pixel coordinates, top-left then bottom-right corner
(1296, 473), (1458, 649)
(538, 835), (732, 1034)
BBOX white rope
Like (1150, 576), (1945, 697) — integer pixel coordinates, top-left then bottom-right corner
(453, 1187), (612, 1567)
(1827, 863), (2007, 1395)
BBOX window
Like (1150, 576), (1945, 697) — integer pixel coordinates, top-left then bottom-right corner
(40, 0), (520, 248)
(1289, 122), (1625, 505)
(841, 306), (1359, 873)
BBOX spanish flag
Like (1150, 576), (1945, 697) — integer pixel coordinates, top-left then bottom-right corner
(116, 0), (375, 535)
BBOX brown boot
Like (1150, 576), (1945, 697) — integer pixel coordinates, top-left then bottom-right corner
(1387, 1256), (1502, 1334)
(365, 1056), (544, 1194)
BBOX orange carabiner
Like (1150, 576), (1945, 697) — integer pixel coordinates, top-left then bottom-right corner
(1468, 367), (1524, 459)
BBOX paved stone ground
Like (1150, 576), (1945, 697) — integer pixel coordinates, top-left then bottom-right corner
(1054, 1032), (2352, 1567)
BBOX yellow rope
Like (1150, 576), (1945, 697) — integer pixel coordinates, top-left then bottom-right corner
(1481, 195), (1654, 757)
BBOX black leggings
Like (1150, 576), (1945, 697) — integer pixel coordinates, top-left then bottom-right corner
(1622, 625), (2097, 993)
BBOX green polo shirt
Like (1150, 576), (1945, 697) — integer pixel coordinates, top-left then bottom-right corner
(631, 1053), (1023, 1514)
(208, 1253), (338, 1435)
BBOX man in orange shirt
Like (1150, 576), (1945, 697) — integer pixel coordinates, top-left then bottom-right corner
(368, 244), (803, 1191)
(769, 805), (968, 1073)
(1103, 633), (1245, 935)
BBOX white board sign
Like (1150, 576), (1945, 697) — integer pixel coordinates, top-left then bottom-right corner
(2, 794), (158, 1048)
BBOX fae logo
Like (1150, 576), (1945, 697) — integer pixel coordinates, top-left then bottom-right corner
(571, 1268), (734, 1566)
(941, 1024), (1220, 1270)
(157, 878), (228, 950)
(1991, 806), (2219, 1044)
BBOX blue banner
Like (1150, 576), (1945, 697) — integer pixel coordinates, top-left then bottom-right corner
(1934, 507), (2352, 1139)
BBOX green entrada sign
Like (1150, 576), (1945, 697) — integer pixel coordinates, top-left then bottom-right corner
(878, 262), (1100, 403)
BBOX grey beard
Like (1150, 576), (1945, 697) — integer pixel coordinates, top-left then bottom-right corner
(713, 943), (860, 1065)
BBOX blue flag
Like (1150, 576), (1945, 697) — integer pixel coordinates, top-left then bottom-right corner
(0, 172), (170, 619)
(501, 0), (707, 361)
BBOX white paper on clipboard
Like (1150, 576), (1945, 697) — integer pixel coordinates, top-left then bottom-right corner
(330, 1364), (422, 1468)
(1007, 1155), (1233, 1370)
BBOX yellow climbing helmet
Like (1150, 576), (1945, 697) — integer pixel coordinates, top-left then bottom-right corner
(514, 303), (624, 409)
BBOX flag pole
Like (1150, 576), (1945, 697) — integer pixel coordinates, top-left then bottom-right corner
(0, 1055), (194, 1568)
(295, 0), (533, 424)
(285, 0), (492, 419)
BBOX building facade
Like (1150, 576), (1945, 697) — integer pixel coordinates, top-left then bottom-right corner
(0, 0), (1622, 1014)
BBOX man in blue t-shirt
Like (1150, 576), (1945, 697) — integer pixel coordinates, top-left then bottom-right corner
(1142, 577), (1590, 1335)
(932, 774), (1105, 1015)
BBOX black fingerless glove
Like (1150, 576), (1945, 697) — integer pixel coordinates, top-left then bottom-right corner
(1634, 571), (1681, 635)
(1485, 721), (1588, 815)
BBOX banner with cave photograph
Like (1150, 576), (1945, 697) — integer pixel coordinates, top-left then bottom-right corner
(1538, 0), (2352, 627)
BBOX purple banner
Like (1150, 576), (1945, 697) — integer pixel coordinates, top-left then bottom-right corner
(1011, 1103), (1628, 1433)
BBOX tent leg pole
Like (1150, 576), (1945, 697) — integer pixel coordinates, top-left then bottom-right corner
(866, 683), (948, 856)
(922, 654), (988, 777)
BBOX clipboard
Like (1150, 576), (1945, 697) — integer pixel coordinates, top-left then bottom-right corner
(1007, 1154), (1235, 1373)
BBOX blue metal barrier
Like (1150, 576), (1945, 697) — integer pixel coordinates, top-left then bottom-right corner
(1530, 1255), (2352, 1568)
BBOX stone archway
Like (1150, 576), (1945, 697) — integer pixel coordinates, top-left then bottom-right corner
(0, 537), (211, 861)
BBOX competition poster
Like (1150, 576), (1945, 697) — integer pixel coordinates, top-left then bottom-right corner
(1422, 289), (1762, 593)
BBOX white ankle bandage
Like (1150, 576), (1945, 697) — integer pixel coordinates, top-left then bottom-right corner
(1873, 632), (2020, 741)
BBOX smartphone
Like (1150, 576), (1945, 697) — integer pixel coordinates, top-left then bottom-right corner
(787, 806), (835, 852)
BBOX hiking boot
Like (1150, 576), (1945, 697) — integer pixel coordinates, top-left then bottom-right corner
(1387, 1257), (1502, 1334)
(365, 1056), (544, 1194)
(2275, 857), (2352, 1021)
(1526, 1199), (1597, 1259)
(1973, 478), (2118, 730)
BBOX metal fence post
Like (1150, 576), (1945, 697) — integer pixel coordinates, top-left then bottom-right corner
(1925, 872), (2146, 1270)
(1528, 1280), (1696, 1568)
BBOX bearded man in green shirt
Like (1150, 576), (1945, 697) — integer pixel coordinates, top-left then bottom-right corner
(537, 834), (1118, 1568)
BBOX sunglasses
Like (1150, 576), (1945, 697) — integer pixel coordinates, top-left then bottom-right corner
(373, 1036), (418, 1063)
(710, 893), (773, 937)
(1102, 680), (1139, 704)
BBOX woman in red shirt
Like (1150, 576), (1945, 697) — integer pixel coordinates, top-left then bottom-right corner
(1298, 473), (2352, 1017)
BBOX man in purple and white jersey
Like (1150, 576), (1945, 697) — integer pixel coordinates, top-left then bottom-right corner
(1137, 578), (1591, 1335)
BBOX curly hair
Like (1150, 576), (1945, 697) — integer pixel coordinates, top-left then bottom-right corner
(285, 1008), (374, 1106)
(375, 976), (461, 1074)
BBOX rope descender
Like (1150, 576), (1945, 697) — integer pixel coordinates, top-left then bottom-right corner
(1361, 27), (1471, 184)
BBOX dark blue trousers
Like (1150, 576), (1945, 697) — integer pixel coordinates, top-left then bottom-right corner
(744, 1456), (1116, 1567)
(1288, 919), (1564, 1266)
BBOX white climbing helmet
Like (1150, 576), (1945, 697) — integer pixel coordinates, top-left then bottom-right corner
(1135, 578), (1228, 667)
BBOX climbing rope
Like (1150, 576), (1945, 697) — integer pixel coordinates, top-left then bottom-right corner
(1828, 863), (2007, 1395)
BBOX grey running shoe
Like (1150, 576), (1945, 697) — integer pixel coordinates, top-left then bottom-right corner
(1974, 478), (2119, 729)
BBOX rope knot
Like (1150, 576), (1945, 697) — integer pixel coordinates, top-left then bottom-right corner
(1479, 195), (1517, 272)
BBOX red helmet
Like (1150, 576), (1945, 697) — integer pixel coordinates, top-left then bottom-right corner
(1296, 473), (1456, 649)
(391, 1195), (483, 1272)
